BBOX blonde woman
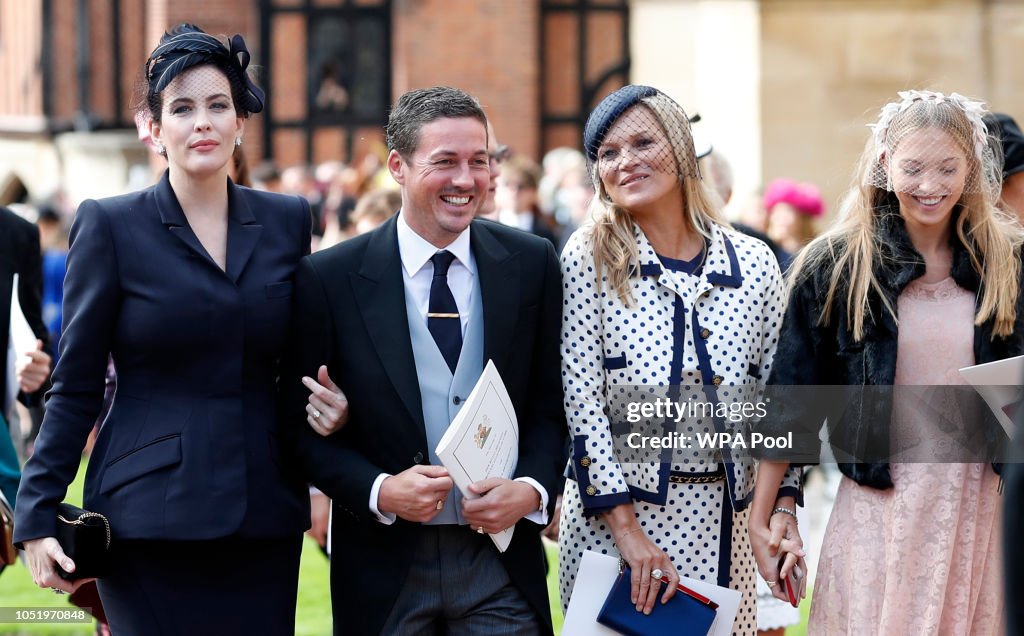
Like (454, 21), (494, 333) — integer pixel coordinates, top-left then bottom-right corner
(751, 91), (1023, 634)
(558, 85), (801, 633)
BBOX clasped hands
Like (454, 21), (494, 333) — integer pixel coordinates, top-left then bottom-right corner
(377, 466), (540, 532)
(299, 367), (539, 532)
(749, 507), (808, 604)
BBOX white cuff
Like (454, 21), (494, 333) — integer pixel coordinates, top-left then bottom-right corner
(369, 473), (397, 525)
(514, 477), (549, 526)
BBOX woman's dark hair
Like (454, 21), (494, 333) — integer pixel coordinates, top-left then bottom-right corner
(139, 23), (264, 122)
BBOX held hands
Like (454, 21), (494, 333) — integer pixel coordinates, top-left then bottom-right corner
(303, 365), (348, 436)
(378, 465), (454, 523)
(16, 339), (51, 394)
(22, 537), (94, 595)
(749, 508), (808, 604)
(460, 478), (540, 535)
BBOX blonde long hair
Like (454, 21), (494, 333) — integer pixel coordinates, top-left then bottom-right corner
(789, 101), (1023, 340)
(588, 94), (727, 305)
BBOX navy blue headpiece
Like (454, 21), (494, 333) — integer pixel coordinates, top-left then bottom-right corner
(146, 24), (264, 115)
(583, 85), (660, 163)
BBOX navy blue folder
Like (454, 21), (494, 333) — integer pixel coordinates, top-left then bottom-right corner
(597, 567), (718, 636)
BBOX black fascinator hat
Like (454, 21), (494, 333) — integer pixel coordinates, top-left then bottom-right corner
(145, 24), (264, 118)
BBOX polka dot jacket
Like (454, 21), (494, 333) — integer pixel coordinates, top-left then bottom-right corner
(559, 221), (802, 516)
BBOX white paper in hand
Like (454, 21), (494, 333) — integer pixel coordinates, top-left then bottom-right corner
(8, 275), (37, 358)
(6, 273), (38, 414)
(435, 360), (518, 551)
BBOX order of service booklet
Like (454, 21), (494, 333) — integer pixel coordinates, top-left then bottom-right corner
(6, 273), (38, 414)
(959, 354), (1024, 439)
(434, 360), (519, 552)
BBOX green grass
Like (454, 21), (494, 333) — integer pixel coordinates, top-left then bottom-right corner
(2, 463), (805, 634)
(1, 459), (92, 635)
(792, 587), (812, 636)
(545, 539), (564, 634)
(0, 460), (333, 636)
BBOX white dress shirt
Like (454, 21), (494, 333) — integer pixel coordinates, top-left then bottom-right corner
(368, 212), (548, 526)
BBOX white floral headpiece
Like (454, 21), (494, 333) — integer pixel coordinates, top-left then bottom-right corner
(868, 90), (989, 163)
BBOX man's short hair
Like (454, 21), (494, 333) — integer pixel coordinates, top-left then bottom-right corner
(385, 86), (488, 159)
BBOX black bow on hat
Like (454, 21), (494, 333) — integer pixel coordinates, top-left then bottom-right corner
(147, 25), (264, 114)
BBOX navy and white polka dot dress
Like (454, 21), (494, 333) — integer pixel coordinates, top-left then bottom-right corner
(557, 222), (797, 635)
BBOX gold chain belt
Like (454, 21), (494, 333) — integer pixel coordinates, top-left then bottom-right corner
(667, 468), (725, 484)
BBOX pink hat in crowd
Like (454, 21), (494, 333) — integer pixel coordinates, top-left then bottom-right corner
(763, 178), (825, 217)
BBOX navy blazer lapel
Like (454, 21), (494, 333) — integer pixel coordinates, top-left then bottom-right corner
(154, 172), (262, 283)
(155, 172), (209, 266)
(224, 180), (262, 284)
(352, 216), (427, 436)
(471, 220), (518, 371)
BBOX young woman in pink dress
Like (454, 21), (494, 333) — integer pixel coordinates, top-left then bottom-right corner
(749, 91), (1024, 634)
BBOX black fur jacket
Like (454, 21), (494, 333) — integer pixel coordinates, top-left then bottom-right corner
(761, 198), (1024, 490)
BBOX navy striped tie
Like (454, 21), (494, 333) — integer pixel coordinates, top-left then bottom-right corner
(428, 251), (462, 373)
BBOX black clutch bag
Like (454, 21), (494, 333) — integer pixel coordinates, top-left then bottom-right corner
(55, 503), (111, 580)
(597, 566), (718, 636)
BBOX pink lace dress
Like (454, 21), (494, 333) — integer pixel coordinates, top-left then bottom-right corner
(808, 277), (1004, 635)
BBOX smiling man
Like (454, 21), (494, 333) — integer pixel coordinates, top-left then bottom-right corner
(283, 86), (566, 635)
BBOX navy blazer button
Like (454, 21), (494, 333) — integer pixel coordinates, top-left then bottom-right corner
(701, 328), (711, 339)
(585, 485), (597, 496)
(413, 452), (424, 464)
(712, 375), (724, 386)
(580, 456), (591, 467)
(453, 396), (461, 405)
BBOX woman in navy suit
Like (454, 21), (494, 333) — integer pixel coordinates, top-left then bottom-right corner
(14, 24), (341, 634)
